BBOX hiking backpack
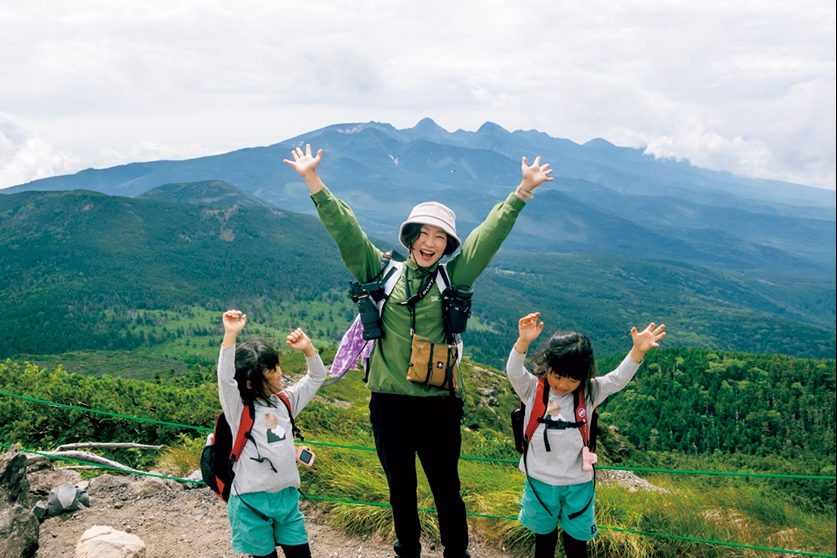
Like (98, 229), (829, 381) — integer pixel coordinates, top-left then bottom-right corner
(201, 391), (300, 501)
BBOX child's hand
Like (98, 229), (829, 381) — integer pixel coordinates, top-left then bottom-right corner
(629, 322), (667, 362)
(221, 310), (246, 347)
(287, 328), (317, 358)
(514, 312), (544, 354)
(222, 310), (247, 334)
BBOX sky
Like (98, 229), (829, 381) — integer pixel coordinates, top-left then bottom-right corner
(1, 0), (835, 191)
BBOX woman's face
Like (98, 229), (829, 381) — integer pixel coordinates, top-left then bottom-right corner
(410, 224), (448, 267)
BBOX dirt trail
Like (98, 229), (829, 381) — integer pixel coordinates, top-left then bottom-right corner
(34, 473), (512, 558)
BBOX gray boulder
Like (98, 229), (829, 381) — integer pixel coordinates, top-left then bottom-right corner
(0, 450), (39, 558)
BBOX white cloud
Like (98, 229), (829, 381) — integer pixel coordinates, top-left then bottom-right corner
(0, 116), (79, 188)
(0, 0), (834, 190)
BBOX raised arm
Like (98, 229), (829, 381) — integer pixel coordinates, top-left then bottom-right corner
(505, 312), (544, 401)
(221, 309), (247, 347)
(218, 309), (247, 426)
(514, 155), (554, 201)
(514, 311), (545, 354)
(592, 322), (667, 407)
(447, 155), (553, 286)
(283, 328), (326, 415)
(282, 144), (382, 281)
(283, 144), (325, 195)
(629, 322), (667, 363)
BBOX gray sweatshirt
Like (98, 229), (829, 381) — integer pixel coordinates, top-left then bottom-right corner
(506, 348), (641, 486)
(217, 346), (326, 495)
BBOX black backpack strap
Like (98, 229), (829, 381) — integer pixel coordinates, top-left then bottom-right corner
(232, 483), (272, 524)
(522, 447), (553, 516)
(277, 391), (303, 442)
(538, 380), (551, 452)
(567, 471), (596, 520)
(522, 381), (554, 516)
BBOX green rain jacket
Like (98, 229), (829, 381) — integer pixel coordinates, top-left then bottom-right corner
(312, 187), (527, 397)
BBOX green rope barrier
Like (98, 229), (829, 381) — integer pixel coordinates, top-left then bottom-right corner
(2, 389), (835, 481)
(2, 441), (833, 558)
(0, 441), (202, 484)
(0, 389), (212, 433)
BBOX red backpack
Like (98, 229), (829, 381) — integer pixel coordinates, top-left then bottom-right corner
(511, 377), (597, 453)
(201, 391), (299, 501)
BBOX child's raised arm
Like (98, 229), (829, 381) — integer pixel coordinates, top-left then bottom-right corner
(629, 322), (667, 363)
(514, 311), (545, 354)
(221, 309), (247, 347)
(286, 328), (318, 358)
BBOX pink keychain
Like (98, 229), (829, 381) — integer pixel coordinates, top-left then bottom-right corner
(582, 447), (597, 472)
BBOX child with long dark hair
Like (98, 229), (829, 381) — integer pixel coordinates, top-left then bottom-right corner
(218, 309), (325, 558)
(507, 312), (666, 558)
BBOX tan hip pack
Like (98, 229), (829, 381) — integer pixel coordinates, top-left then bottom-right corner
(407, 336), (458, 390)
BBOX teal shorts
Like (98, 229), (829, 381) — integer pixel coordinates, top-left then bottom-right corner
(228, 487), (308, 555)
(519, 477), (597, 541)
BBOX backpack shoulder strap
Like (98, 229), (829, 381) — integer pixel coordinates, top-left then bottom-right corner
(230, 402), (255, 461)
(573, 388), (590, 447)
(524, 377), (549, 445)
(380, 260), (404, 304)
(435, 263), (450, 295)
(277, 391), (303, 442)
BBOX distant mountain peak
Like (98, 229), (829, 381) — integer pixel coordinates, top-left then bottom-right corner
(404, 117), (450, 141)
(327, 121), (397, 136)
(583, 137), (616, 148)
(413, 117), (446, 132)
(476, 121), (509, 136)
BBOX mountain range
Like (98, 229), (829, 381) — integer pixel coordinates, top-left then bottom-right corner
(6, 119), (834, 278)
(1, 119), (834, 364)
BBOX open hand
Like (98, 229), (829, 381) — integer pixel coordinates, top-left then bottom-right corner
(630, 322), (667, 361)
(283, 144), (323, 178)
(514, 312), (544, 354)
(518, 312), (545, 344)
(519, 156), (554, 191)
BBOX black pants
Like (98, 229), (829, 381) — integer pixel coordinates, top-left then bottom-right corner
(370, 392), (469, 558)
(534, 530), (587, 558)
(251, 543), (311, 558)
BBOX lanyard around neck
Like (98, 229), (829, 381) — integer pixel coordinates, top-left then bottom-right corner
(400, 267), (436, 335)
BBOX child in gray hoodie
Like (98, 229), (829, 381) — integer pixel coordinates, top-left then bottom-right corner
(507, 312), (665, 558)
(218, 309), (326, 558)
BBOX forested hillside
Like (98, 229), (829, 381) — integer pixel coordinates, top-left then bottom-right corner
(1, 347), (834, 557)
(1, 188), (834, 368)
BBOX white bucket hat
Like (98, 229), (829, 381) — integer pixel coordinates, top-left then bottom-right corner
(398, 201), (461, 256)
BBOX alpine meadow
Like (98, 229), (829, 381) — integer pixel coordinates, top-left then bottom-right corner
(1, 119), (834, 557)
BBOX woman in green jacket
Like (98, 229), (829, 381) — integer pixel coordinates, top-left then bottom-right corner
(284, 144), (553, 558)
